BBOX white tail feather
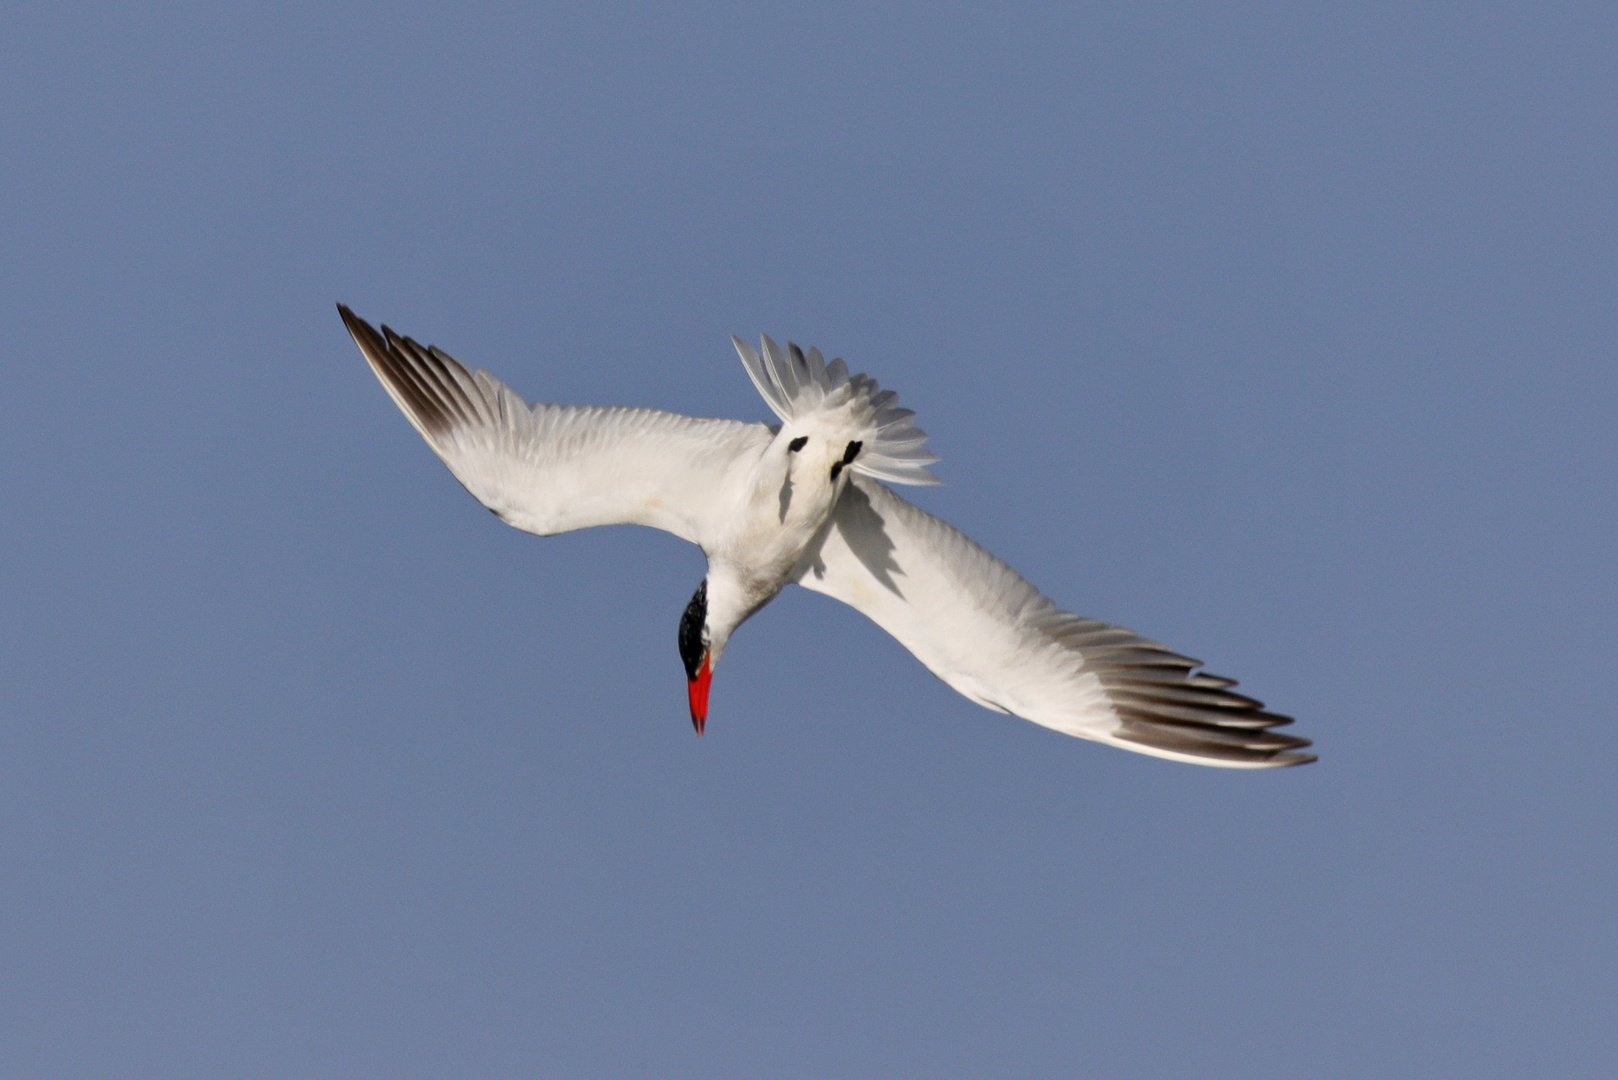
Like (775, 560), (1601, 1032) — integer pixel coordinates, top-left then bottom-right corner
(731, 334), (941, 486)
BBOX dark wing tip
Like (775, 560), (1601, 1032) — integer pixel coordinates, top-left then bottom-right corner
(339, 305), (475, 439)
(1047, 615), (1316, 767)
(337, 302), (383, 355)
(1102, 664), (1316, 767)
(1114, 710), (1317, 767)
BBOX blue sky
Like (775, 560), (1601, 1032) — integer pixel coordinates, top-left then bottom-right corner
(3, 3), (1614, 1076)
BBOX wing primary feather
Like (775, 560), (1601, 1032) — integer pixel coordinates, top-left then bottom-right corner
(1084, 650), (1199, 669)
(341, 307), (455, 437)
(1114, 715), (1315, 764)
(386, 328), (477, 430)
(1117, 716), (1311, 751)
(1186, 673), (1239, 689)
(427, 345), (493, 427)
(1111, 698), (1289, 732)
(378, 350), (447, 434)
(1107, 684), (1266, 711)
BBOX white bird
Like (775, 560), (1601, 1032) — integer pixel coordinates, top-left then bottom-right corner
(340, 306), (1313, 768)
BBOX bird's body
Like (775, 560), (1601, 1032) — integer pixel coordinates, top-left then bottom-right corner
(341, 306), (1313, 768)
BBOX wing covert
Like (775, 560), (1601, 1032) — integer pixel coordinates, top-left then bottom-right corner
(342, 306), (771, 545)
(794, 476), (1313, 768)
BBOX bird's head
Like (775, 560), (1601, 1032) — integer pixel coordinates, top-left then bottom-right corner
(677, 573), (757, 734)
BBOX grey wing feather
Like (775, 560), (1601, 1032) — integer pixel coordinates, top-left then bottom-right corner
(342, 306), (772, 546)
(794, 476), (1314, 768)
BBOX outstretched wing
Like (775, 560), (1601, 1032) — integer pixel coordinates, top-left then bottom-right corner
(342, 306), (771, 545)
(794, 476), (1314, 768)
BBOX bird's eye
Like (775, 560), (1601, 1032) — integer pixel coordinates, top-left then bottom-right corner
(788, 436), (808, 452)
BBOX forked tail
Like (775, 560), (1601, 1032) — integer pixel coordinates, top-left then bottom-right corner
(731, 334), (941, 486)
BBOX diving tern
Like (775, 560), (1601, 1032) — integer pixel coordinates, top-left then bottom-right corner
(341, 306), (1313, 768)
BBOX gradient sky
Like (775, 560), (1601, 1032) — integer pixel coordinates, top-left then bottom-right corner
(3, 3), (1614, 1077)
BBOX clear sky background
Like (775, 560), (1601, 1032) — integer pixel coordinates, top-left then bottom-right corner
(3, 3), (1614, 1077)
